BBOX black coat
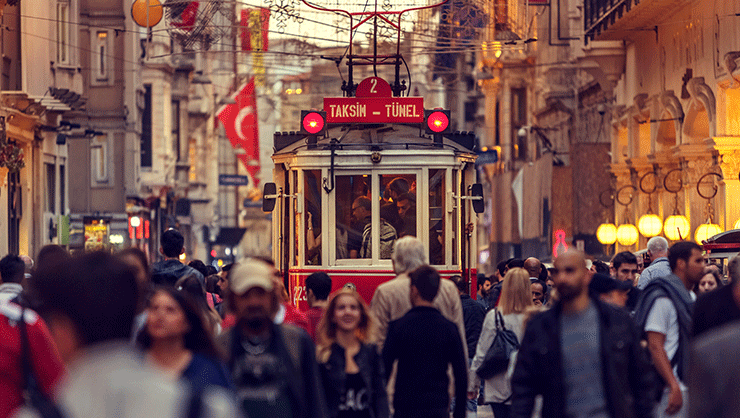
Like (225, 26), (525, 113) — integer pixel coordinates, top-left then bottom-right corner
(693, 283), (740, 338)
(460, 294), (485, 358)
(320, 343), (389, 418)
(510, 298), (655, 418)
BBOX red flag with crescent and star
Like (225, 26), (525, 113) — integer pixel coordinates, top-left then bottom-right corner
(216, 77), (260, 184)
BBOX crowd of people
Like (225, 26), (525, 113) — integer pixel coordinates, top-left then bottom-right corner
(2, 230), (740, 418)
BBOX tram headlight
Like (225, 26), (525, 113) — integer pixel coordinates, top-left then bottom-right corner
(424, 109), (451, 134)
(300, 110), (327, 135)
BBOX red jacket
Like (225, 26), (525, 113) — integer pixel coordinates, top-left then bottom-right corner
(0, 302), (66, 417)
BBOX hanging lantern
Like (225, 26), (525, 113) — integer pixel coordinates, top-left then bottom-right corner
(664, 215), (690, 241)
(596, 223), (617, 245)
(638, 214), (663, 237)
(695, 223), (722, 244)
(616, 224), (639, 246)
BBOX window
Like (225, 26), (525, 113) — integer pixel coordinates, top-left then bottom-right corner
(95, 31), (109, 81)
(172, 100), (181, 161)
(429, 169), (445, 265)
(141, 85), (153, 168)
(46, 163), (56, 213)
(60, 165), (65, 213)
(511, 88), (527, 160)
(336, 175), (369, 260)
(57, 2), (70, 65)
(304, 170), (322, 265)
(91, 134), (108, 183)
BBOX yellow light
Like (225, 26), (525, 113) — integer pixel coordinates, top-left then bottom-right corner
(596, 223), (617, 245)
(616, 224), (639, 246)
(286, 89), (294, 94)
(664, 215), (690, 241)
(695, 223), (722, 244)
(734, 219), (740, 230)
(638, 214), (663, 237)
(434, 120), (442, 127)
(295, 88), (303, 94)
(131, 0), (163, 28)
(309, 121), (317, 128)
(130, 216), (141, 228)
(495, 50), (502, 58)
(178, 253), (186, 262)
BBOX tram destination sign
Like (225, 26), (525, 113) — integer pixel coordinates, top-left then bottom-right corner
(324, 97), (424, 124)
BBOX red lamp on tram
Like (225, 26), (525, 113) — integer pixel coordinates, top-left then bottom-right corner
(300, 110), (327, 135)
(424, 109), (451, 134)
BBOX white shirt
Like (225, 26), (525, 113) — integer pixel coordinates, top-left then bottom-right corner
(644, 293), (695, 389)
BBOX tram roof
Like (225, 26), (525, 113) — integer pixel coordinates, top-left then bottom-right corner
(273, 124), (477, 156)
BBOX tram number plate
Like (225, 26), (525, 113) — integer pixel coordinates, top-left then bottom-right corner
(324, 97), (424, 124)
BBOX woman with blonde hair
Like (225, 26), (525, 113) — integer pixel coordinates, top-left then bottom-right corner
(316, 288), (389, 418)
(469, 267), (534, 418)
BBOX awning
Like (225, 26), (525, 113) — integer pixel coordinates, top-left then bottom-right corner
(214, 227), (247, 246)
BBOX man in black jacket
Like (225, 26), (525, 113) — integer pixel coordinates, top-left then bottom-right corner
(151, 228), (204, 286)
(511, 250), (655, 418)
(383, 265), (467, 418)
(451, 274), (485, 415)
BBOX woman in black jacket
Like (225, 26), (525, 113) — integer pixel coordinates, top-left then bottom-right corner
(317, 288), (389, 418)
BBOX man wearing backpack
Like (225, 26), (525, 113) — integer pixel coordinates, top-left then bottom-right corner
(511, 250), (655, 418)
(634, 242), (704, 418)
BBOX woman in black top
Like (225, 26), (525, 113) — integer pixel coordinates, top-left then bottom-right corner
(317, 288), (389, 418)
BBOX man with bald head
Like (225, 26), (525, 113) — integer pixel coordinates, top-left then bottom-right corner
(523, 257), (541, 280)
(511, 251), (655, 418)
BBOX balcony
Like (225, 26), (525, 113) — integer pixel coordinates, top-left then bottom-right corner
(584, 0), (690, 42)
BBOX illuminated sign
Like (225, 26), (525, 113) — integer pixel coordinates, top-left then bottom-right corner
(323, 77), (424, 124)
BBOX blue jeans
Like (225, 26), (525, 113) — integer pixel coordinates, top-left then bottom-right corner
(450, 359), (477, 414)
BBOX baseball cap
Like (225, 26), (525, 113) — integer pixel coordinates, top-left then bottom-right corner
(589, 273), (632, 295)
(229, 258), (275, 295)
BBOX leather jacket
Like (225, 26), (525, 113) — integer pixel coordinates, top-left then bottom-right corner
(320, 342), (390, 418)
(510, 298), (656, 418)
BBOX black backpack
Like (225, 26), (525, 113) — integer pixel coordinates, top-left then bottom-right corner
(476, 309), (520, 380)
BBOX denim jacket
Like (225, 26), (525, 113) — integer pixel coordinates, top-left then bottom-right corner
(320, 342), (389, 418)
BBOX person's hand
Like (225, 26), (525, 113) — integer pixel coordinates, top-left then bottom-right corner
(533, 298), (543, 307)
(467, 391), (477, 400)
(665, 384), (683, 415)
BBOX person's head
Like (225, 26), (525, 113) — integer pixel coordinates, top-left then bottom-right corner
(387, 177), (410, 201)
(174, 274), (218, 329)
(476, 274), (492, 297)
(391, 236), (427, 274)
(137, 287), (220, 359)
(0, 254), (25, 284)
(668, 241), (705, 285)
(205, 265), (218, 277)
(305, 271), (332, 306)
(647, 236), (669, 258)
(530, 279), (546, 305)
(34, 252), (138, 363)
(227, 258), (279, 333)
(496, 260), (508, 282)
(117, 247), (151, 311)
(610, 251), (639, 283)
(160, 229), (185, 258)
(589, 273), (631, 307)
(545, 268), (556, 287)
(35, 244), (71, 270)
(205, 274), (221, 295)
(397, 193), (416, 218)
(507, 258), (524, 270)
(523, 257), (541, 278)
(218, 263), (234, 292)
(408, 265), (440, 305)
(450, 275), (467, 295)
(19, 255), (33, 274)
(591, 260), (610, 275)
(696, 268), (723, 294)
(317, 288), (374, 350)
(352, 196), (371, 222)
(553, 250), (591, 303)
(188, 259), (209, 277)
(498, 267), (535, 315)
(728, 255), (740, 285)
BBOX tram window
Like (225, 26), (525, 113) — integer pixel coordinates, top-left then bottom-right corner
(452, 170), (458, 265)
(304, 170), (322, 265)
(429, 169), (445, 265)
(336, 175), (370, 259)
(376, 174), (415, 259)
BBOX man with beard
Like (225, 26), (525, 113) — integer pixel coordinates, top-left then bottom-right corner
(218, 258), (328, 418)
(511, 250), (655, 418)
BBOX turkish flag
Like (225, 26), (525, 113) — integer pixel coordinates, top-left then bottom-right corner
(217, 78), (260, 184)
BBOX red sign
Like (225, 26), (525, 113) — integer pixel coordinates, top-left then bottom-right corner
(356, 77), (393, 97)
(324, 97), (424, 123)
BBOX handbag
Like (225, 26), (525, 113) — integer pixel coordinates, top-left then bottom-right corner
(476, 309), (520, 380)
(18, 304), (66, 418)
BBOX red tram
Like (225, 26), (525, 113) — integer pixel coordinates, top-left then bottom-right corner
(262, 78), (485, 308)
